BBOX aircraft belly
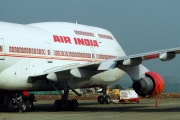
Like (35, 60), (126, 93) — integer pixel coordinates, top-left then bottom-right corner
(90, 68), (125, 85)
(0, 57), (125, 90)
(29, 68), (125, 90)
(72, 68), (125, 88)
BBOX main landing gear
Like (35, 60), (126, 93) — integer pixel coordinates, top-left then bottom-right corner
(51, 83), (81, 111)
(97, 86), (111, 104)
(0, 91), (35, 112)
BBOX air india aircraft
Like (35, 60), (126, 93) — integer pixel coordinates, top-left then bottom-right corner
(0, 21), (179, 112)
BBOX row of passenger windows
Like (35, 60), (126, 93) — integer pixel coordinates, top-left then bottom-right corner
(53, 50), (117, 59)
(8, 46), (117, 60)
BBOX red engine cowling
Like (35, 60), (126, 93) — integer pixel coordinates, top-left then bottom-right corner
(132, 71), (165, 97)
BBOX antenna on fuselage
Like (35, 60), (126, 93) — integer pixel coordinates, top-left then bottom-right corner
(76, 20), (78, 24)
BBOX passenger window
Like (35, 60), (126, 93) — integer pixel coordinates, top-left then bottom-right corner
(47, 49), (51, 55)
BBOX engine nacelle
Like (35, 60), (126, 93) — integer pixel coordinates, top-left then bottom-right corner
(132, 72), (165, 97)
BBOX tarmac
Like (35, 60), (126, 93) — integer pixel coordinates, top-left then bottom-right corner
(0, 99), (180, 120)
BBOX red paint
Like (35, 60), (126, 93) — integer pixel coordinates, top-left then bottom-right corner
(53, 35), (71, 44)
(63, 36), (72, 44)
(9, 46), (46, 55)
(145, 72), (165, 97)
(74, 37), (99, 47)
(59, 36), (64, 43)
(121, 98), (140, 103)
(98, 34), (113, 40)
(93, 40), (99, 47)
(74, 30), (94, 37)
(74, 38), (84, 45)
(155, 99), (158, 107)
(53, 35), (61, 42)
(144, 54), (159, 60)
(23, 91), (29, 96)
(84, 39), (90, 46)
(53, 35), (99, 47)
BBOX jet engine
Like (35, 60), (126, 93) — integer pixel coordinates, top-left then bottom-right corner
(132, 72), (165, 97)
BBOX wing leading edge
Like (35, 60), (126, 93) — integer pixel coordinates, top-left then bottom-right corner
(28, 61), (101, 83)
(29, 47), (180, 82)
(98, 47), (180, 70)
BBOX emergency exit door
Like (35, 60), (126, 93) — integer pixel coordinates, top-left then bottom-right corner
(46, 42), (53, 63)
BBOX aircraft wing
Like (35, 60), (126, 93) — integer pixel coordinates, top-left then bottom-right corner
(98, 47), (180, 70)
(28, 61), (101, 83)
(29, 47), (180, 82)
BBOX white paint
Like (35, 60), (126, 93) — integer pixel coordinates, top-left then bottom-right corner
(0, 21), (179, 91)
(0, 21), (126, 90)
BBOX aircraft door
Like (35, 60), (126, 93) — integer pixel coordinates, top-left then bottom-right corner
(46, 42), (53, 63)
(0, 38), (5, 60)
(90, 47), (96, 62)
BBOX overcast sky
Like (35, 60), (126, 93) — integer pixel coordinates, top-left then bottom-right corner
(0, 0), (180, 81)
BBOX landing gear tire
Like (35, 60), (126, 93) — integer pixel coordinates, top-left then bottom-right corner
(98, 86), (111, 104)
(67, 100), (72, 110)
(18, 101), (26, 112)
(54, 100), (60, 111)
(98, 95), (111, 104)
(71, 99), (78, 111)
(8, 101), (18, 112)
(54, 100), (64, 111)
(51, 81), (81, 111)
(26, 100), (33, 112)
(104, 96), (111, 104)
(98, 96), (104, 104)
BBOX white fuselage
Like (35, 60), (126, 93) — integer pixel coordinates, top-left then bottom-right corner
(0, 21), (126, 90)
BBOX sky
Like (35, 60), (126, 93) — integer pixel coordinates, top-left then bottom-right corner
(0, 0), (180, 85)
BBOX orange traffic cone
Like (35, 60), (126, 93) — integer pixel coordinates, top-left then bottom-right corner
(155, 99), (158, 107)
